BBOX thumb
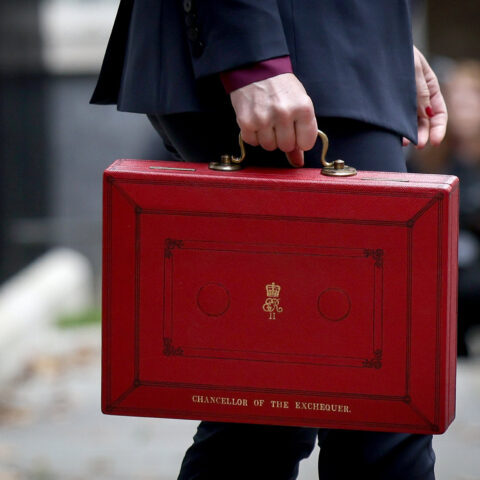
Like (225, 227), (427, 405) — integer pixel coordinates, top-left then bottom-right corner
(286, 148), (304, 168)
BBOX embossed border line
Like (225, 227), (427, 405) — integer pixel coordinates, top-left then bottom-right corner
(162, 239), (383, 369)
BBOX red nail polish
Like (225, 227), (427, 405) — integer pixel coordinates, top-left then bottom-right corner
(426, 106), (434, 118)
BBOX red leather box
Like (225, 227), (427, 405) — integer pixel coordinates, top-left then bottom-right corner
(102, 159), (458, 434)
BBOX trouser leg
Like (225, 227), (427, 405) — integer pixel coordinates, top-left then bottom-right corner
(312, 121), (432, 480)
(317, 430), (435, 480)
(177, 421), (318, 480)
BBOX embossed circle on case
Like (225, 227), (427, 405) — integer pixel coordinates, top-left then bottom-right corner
(196, 283), (230, 317)
(317, 288), (351, 322)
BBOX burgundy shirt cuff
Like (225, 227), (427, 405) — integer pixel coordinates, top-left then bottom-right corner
(220, 56), (293, 94)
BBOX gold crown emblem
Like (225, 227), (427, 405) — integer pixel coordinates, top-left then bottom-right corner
(265, 282), (281, 298)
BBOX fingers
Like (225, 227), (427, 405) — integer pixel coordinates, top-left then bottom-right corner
(256, 128), (277, 151)
(240, 128), (259, 147)
(286, 147), (304, 168)
(413, 46), (448, 149)
(428, 110), (448, 146)
(275, 120), (296, 153)
(414, 49), (432, 116)
(414, 48), (433, 149)
(295, 113), (319, 151)
(417, 116), (430, 149)
(427, 80), (448, 146)
(230, 73), (317, 166)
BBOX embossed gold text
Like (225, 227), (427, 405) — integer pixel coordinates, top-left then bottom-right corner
(192, 395), (248, 407)
(295, 401), (351, 413)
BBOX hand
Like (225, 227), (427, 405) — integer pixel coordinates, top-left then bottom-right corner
(229, 73), (318, 167)
(404, 46), (448, 149)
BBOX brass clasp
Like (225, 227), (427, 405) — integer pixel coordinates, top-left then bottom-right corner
(318, 130), (357, 177)
(209, 133), (246, 171)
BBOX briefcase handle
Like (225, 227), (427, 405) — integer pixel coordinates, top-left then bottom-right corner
(209, 130), (357, 177)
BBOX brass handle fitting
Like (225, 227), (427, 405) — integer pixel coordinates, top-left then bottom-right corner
(209, 130), (357, 176)
(209, 133), (246, 171)
(318, 130), (357, 177)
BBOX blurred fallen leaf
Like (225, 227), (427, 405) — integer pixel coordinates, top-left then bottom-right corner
(0, 402), (33, 427)
(0, 471), (21, 480)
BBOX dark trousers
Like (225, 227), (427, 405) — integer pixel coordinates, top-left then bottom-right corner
(176, 422), (435, 480)
(147, 112), (436, 480)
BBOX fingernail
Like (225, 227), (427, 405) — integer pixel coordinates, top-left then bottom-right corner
(426, 106), (434, 118)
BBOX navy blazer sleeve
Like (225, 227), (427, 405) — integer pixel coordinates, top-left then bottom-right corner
(191, 0), (290, 78)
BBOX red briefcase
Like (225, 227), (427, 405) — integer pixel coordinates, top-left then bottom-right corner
(102, 146), (458, 434)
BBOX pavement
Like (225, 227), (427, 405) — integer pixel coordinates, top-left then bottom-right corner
(0, 323), (479, 480)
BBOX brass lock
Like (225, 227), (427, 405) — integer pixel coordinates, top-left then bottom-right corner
(317, 130), (357, 177)
(208, 133), (246, 171)
(209, 130), (357, 177)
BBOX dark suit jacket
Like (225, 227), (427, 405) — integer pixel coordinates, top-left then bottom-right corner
(91, 0), (417, 142)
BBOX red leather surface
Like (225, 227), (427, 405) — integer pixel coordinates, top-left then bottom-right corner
(102, 160), (459, 434)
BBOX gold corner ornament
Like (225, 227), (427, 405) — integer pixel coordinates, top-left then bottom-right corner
(262, 282), (283, 320)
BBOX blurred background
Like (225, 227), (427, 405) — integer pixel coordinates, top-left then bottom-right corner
(0, 0), (479, 478)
